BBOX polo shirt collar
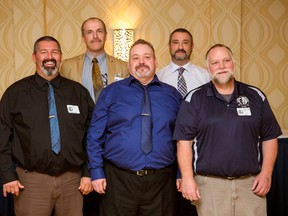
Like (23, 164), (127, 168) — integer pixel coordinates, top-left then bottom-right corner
(206, 79), (239, 101)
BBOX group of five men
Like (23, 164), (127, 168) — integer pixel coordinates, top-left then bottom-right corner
(0, 17), (282, 216)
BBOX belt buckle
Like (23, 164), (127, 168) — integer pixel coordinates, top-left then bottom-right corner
(136, 170), (148, 176)
(227, 176), (236, 180)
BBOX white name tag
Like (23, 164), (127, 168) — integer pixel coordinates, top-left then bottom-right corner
(237, 107), (251, 116)
(67, 105), (80, 114)
(114, 76), (124, 81)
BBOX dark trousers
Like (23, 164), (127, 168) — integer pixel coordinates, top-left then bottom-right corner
(83, 191), (102, 216)
(100, 161), (176, 216)
(174, 192), (198, 216)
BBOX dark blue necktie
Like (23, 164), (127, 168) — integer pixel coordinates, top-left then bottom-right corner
(141, 85), (153, 155)
(48, 82), (61, 154)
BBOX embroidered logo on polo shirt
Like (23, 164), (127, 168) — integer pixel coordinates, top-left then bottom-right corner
(236, 96), (251, 116)
(67, 105), (80, 114)
(236, 96), (249, 107)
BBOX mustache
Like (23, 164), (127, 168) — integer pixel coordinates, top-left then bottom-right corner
(175, 49), (186, 54)
(135, 64), (150, 70)
(215, 69), (233, 74)
(91, 38), (102, 43)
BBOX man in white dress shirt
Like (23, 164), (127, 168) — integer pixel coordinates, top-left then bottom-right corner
(157, 28), (210, 98)
(157, 28), (210, 216)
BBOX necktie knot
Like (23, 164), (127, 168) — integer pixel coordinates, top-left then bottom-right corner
(178, 67), (185, 75)
(92, 58), (98, 64)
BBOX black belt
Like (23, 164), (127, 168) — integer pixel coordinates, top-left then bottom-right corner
(203, 174), (253, 180)
(105, 160), (174, 177)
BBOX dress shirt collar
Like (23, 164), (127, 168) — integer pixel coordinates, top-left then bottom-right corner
(34, 72), (62, 90)
(128, 75), (162, 87)
(85, 52), (106, 66)
(170, 62), (190, 73)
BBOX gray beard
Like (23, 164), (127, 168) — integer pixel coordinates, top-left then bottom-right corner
(42, 66), (58, 76)
(212, 73), (234, 85)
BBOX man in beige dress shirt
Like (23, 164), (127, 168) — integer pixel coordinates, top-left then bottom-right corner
(61, 17), (128, 216)
(61, 17), (129, 103)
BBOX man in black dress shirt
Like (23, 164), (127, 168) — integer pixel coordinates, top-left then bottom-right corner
(0, 36), (95, 216)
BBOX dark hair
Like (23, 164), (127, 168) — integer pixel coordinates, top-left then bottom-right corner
(169, 28), (193, 44)
(81, 17), (107, 35)
(129, 39), (155, 57)
(33, 36), (62, 54)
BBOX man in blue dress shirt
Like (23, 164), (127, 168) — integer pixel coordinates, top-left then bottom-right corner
(87, 39), (182, 216)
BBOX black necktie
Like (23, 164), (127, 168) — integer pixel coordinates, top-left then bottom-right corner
(48, 82), (61, 154)
(177, 67), (187, 97)
(141, 85), (153, 155)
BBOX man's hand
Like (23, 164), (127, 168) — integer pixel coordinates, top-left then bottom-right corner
(252, 172), (272, 197)
(176, 178), (182, 192)
(92, 179), (107, 194)
(181, 177), (201, 201)
(78, 177), (93, 195)
(3, 180), (24, 197)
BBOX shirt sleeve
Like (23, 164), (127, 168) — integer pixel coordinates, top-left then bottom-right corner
(81, 90), (95, 178)
(86, 89), (109, 180)
(260, 98), (282, 141)
(173, 100), (198, 141)
(0, 90), (18, 183)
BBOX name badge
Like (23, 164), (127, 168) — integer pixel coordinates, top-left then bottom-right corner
(114, 76), (124, 81)
(67, 105), (80, 114)
(237, 107), (251, 116)
(114, 73), (124, 82)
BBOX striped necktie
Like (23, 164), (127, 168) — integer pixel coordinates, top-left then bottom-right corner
(177, 67), (187, 97)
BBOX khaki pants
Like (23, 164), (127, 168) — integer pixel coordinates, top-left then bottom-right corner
(192, 175), (266, 216)
(14, 167), (83, 216)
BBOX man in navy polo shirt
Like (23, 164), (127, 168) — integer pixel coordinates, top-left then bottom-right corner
(173, 43), (282, 216)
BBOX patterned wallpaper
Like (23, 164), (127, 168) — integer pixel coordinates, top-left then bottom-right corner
(0, 0), (287, 135)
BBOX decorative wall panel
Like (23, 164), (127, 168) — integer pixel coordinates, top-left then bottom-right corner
(242, 0), (288, 133)
(210, 0), (241, 79)
(0, 0), (14, 93)
(0, 0), (287, 134)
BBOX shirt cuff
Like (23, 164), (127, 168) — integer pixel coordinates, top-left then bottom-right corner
(90, 168), (105, 180)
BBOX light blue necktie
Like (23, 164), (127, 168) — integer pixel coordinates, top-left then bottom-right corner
(141, 85), (153, 155)
(48, 82), (61, 154)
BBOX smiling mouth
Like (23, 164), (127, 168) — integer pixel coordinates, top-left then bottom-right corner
(44, 61), (55, 67)
(43, 59), (56, 66)
(217, 70), (229, 74)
